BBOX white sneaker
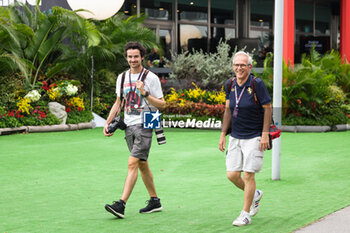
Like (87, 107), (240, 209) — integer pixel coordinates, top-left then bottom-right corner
(250, 190), (263, 216)
(232, 210), (251, 226)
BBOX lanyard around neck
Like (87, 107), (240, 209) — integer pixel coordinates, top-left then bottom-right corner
(233, 85), (245, 118)
(234, 85), (246, 108)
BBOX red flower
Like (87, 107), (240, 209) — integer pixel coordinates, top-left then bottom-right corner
(106, 105), (110, 109)
(42, 81), (50, 91)
(8, 110), (14, 117)
(181, 93), (185, 96)
(296, 99), (302, 105)
(77, 107), (82, 111)
(65, 108), (71, 113)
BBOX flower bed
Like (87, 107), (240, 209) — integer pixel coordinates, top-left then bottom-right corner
(163, 83), (225, 121)
(163, 81), (350, 127)
(0, 78), (93, 128)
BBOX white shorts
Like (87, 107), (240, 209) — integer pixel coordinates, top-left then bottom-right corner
(226, 136), (264, 173)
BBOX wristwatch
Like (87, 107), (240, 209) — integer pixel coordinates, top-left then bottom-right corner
(142, 91), (150, 98)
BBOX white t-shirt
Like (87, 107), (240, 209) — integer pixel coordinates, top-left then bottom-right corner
(116, 69), (164, 126)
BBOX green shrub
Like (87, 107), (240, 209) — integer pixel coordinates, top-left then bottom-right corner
(0, 116), (21, 128)
(0, 74), (23, 108)
(260, 48), (349, 126)
(66, 110), (93, 124)
(168, 40), (235, 90)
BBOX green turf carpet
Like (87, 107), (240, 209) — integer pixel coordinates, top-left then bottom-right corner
(1, 128), (349, 233)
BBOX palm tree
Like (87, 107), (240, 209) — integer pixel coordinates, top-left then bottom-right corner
(62, 13), (159, 104)
(0, 0), (100, 91)
(64, 13), (159, 83)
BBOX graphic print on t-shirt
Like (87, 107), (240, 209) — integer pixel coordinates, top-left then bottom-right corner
(124, 81), (142, 115)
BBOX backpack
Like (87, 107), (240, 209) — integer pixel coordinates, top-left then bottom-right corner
(225, 76), (281, 144)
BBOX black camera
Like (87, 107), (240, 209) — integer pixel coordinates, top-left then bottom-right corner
(155, 128), (166, 145)
(107, 115), (127, 134)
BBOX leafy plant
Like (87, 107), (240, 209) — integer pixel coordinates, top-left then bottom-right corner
(168, 40), (235, 90)
(66, 110), (93, 124)
(0, 0), (100, 91)
(164, 101), (224, 120)
(61, 13), (159, 109)
(260, 48), (349, 126)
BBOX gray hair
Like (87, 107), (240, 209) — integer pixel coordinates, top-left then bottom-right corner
(232, 51), (253, 65)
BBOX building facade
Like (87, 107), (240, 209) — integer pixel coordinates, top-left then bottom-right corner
(2, 0), (348, 66)
(121, 0), (345, 66)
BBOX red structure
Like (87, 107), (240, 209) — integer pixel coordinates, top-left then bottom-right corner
(340, 0), (350, 62)
(283, 0), (295, 66)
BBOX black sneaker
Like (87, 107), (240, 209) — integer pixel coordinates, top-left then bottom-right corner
(139, 198), (163, 214)
(105, 201), (125, 218)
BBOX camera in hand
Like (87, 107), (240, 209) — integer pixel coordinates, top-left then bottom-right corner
(107, 115), (127, 134)
(155, 128), (166, 145)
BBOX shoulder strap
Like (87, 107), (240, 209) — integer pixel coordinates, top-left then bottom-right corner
(228, 77), (236, 92)
(251, 77), (260, 106)
(120, 69), (149, 100)
(251, 77), (274, 124)
(141, 69), (149, 82)
(120, 71), (126, 100)
(251, 76), (263, 121)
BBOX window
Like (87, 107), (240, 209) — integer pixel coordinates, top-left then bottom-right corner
(178, 0), (208, 23)
(295, 1), (313, 35)
(179, 24), (207, 52)
(211, 0), (235, 25)
(250, 0), (273, 66)
(123, 0), (137, 16)
(315, 4), (331, 35)
(141, 0), (173, 20)
(211, 0), (236, 50)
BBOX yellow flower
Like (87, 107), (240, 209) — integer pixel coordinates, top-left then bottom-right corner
(47, 87), (61, 100)
(214, 91), (226, 104)
(165, 88), (180, 103)
(179, 98), (186, 107)
(187, 83), (206, 100)
(17, 97), (33, 114)
(68, 97), (85, 110)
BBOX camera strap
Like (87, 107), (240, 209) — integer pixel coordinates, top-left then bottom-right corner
(120, 68), (150, 109)
(127, 68), (144, 105)
(128, 68), (144, 93)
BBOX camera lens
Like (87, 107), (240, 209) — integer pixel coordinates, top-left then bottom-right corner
(155, 128), (166, 145)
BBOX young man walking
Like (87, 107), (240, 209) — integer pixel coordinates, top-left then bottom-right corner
(219, 51), (272, 226)
(104, 42), (166, 218)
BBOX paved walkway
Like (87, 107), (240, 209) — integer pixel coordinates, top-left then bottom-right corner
(294, 206), (350, 233)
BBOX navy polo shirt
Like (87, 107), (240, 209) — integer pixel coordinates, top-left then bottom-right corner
(224, 74), (271, 139)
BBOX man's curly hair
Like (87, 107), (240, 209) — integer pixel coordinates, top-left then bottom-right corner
(124, 41), (146, 58)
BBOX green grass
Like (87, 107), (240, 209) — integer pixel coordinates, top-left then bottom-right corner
(1, 128), (349, 233)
